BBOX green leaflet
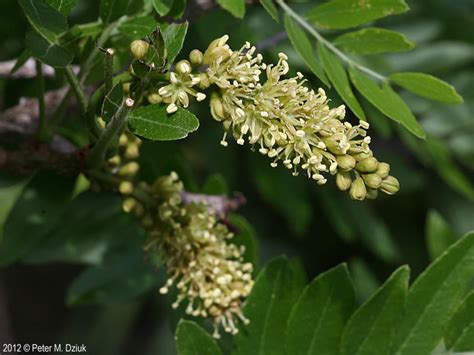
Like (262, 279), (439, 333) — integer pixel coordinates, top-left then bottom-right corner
(307, 0), (409, 30)
(391, 232), (474, 355)
(286, 264), (355, 355)
(318, 43), (365, 120)
(283, 14), (330, 87)
(334, 28), (415, 55)
(445, 291), (474, 352)
(217, 0), (245, 18)
(128, 104), (199, 141)
(340, 266), (409, 355)
(176, 320), (222, 355)
(348, 67), (425, 139)
(425, 210), (457, 261)
(390, 72), (463, 104)
(233, 256), (304, 355)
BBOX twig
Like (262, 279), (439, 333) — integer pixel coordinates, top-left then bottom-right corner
(276, 0), (387, 82)
(87, 98), (135, 169)
(35, 60), (47, 141)
(64, 66), (88, 114)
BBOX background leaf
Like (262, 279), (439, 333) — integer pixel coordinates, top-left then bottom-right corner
(217, 0), (245, 18)
(99, 0), (143, 24)
(67, 250), (160, 305)
(175, 320), (222, 355)
(102, 83), (124, 123)
(425, 210), (457, 261)
(46, 0), (77, 15)
(445, 291), (474, 352)
(318, 43), (365, 120)
(349, 67), (425, 139)
(286, 264), (355, 355)
(233, 257), (304, 355)
(284, 14), (330, 87)
(390, 232), (474, 355)
(390, 72), (463, 104)
(19, 0), (68, 41)
(340, 266), (409, 355)
(161, 22), (189, 67)
(128, 104), (199, 141)
(118, 16), (157, 40)
(260, 0), (279, 21)
(307, 0), (409, 30)
(334, 28), (415, 55)
(0, 173), (75, 265)
(25, 32), (74, 67)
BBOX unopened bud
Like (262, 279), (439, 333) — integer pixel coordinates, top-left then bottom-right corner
(336, 155), (356, 171)
(130, 40), (149, 60)
(210, 93), (226, 121)
(119, 162), (139, 177)
(362, 173), (382, 189)
(375, 162), (390, 179)
(198, 73), (211, 89)
(122, 197), (136, 213)
(380, 176), (400, 195)
(175, 60), (192, 75)
(366, 188), (379, 200)
(125, 144), (139, 159)
(122, 83), (131, 94)
(119, 181), (134, 195)
(147, 88), (162, 104)
(324, 133), (349, 155)
(189, 49), (203, 66)
(356, 157), (379, 173)
(97, 116), (106, 129)
(336, 172), (352, 191)
(349, 176), (367, 201)
(352, 151), (373, 161)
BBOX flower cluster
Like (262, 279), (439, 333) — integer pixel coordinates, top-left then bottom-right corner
(107, 132), (254, 338)
(142, 35), (400, 200)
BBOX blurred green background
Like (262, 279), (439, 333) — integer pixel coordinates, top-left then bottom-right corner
(0, 0), (473, 354)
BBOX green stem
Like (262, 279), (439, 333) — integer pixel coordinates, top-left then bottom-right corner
(87, 98), (135, 169)
(35, 61), (47, 141)
(64, 66), (88, 114)
(276, 0), (387, 82)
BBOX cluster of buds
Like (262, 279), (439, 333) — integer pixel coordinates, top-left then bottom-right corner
(133, 34), (400, 200)
(107, 131), (254, 338)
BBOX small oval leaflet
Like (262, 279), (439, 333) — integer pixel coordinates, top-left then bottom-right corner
(128, 104), (199, 141)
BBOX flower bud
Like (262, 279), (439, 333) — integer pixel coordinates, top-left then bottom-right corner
(210, 93), (227, 121)
(375, 162), (390, 179)
(130, 40), (149, 60)
(324, 133), (349, 155)
(189, 49), (204, 66)
(198, 73), (211, 89)
(122, 197), (136, 213)
(362, 173), (382, 189)
(352, 151), (373, 161)
(122, 83), (131, 94)
(355, 157), (379, 173)
(366, 188), (379, 200)
(349, 176), (367, 201)
(119, 162), (139, 177)
(125, 144), (140, 159)
(336, 172), (352, 191)
(175, 60), (192, 75)
(336, 155), (356, 171)
(380, 176), (400, 195)
(147, 88), (163, 104)
(119, 181), (134, 195)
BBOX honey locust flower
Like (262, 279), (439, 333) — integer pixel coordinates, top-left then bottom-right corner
(108, 133), (254, 339)
(195, 35), (400, 200)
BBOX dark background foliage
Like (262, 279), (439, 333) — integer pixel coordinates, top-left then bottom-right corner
(0, 0), (473, 354)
